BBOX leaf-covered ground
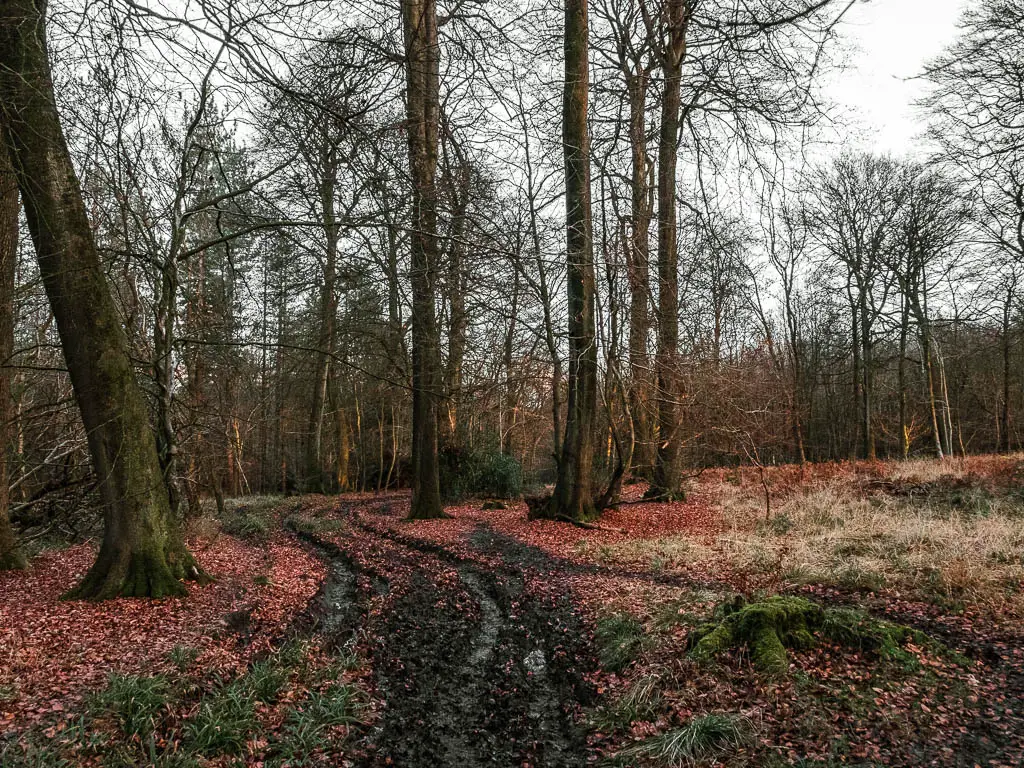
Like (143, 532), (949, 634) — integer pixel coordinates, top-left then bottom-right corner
(3, 457), (1024, 766)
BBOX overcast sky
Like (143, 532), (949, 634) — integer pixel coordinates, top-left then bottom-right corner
(824, 0), (969, 155)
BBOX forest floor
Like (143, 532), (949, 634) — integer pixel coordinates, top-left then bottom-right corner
(3, 456), (1024, 767)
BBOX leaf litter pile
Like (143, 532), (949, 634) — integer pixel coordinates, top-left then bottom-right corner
(2, 460), (1024, 767)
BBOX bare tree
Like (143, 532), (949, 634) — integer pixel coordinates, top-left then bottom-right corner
(808, 153), (904, 460)
(541, 0), (600, 522)
(402, 0), (445, 519)
(889, 166), (971, 458)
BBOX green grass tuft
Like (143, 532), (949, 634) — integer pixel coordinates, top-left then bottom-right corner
(183, 680), (259, 756)
(612, 712), (753, 766)
(273, 683), (364, 759)
(240, 660), (288, 703)
(594, 674), (663, 731)
(595, 614), (647, 673)
(89, 673), (171, 739)
(167, 645), (199, 672)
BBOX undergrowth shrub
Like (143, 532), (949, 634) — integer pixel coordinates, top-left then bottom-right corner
(286, 514), (344, 536)
(439, 446), (523, 500)
(221, 510), (270, 540)
(217, 496), (282, 540)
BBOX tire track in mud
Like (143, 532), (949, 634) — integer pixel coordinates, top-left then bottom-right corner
(288, 524), (377, 650)
(291, 511), (596, 767)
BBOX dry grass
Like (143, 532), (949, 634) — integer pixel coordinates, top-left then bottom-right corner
(598, 457), (1024, 616)
(716, 458), (1024, 614)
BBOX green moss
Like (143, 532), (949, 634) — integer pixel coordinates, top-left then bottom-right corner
(687, 595), (955, 676)
(751, 625), (789, 676)
(689, 622), (733, 661)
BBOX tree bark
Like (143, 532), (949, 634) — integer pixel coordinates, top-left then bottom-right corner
(626, 68), (654, 477)
(898, 292), (910, 459)
(648, 0), (689, 500)
(402, 0), (445, 519)
(442, 146), (470, 444)
(1001, 286), (1012, 453)
(920, 321), (944, 460)
(540, 0), (598, 522)
(0, 128), (24, 570)
(0, 0), (202, 597)
(307, 147), (339, 493)
(848, 284), (861, 460)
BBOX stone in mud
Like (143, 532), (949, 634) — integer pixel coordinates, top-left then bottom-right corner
(524, 648), (546, 675)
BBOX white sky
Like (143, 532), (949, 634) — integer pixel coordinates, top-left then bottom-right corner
(824, 0), (969, 155)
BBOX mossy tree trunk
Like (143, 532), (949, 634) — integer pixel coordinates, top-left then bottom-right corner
(402, 0), (445, 519)
(541, 0), (599, 523)
(0, 127), (24, 571)
(0, 0), (203, 597)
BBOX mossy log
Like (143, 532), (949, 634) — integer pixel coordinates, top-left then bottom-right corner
(687, 595), (944, 676)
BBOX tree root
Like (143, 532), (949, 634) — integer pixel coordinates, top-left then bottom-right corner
(64, 546), (207, 600)
(642, 487), (687, 503)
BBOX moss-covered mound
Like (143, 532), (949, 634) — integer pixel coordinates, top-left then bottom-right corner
(687, 595), (943, 676)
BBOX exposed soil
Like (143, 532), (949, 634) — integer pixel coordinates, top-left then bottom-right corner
(293, 506), (598, 767)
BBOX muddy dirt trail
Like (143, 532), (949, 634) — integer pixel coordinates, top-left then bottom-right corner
(294, 512), (598, 768)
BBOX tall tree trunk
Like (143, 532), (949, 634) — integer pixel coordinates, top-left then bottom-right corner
(307, 151), (339, 493)
(1001, 286), (1012, 453)
(626, 69), (654, 477)
(335, 401), (350, 491)
(783, 283), (807, 464)
(501, 270), (521, 454)
(898, 293), (910, 459)
(522, 131), (563, 460)
(540, 0), (598, 522)
(0, 130), (24, 570)
(921, 324), (944, 459)
(648, 0), (689, 500)
(937, 342), (954, 457)
(849, 287), (861, 460)
(153, 255), (181, 514)
(859, 289), (875, 460)
(0, 0), (202, 598)
(402, 0), (444, 519)
(443, 152), (470, 444)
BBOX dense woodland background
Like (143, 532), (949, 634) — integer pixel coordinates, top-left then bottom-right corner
(1, 0), (1022, 535)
